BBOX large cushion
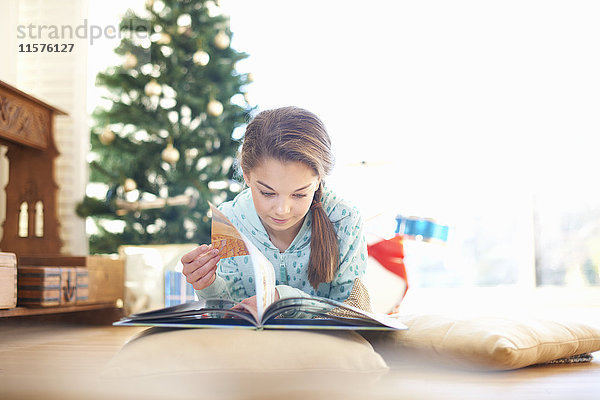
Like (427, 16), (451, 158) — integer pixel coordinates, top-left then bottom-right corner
(365, 313), (600, 370)
(104, 327), (388, 377)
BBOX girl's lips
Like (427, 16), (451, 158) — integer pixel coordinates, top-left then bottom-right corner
(271, 217), (289, 224)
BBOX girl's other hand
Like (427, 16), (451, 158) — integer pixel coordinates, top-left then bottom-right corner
(230, 290), (280, 321)
(181, 244), (221, 290)
(231, 296), (258, 321)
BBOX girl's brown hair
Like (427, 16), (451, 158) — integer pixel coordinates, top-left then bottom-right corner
(240, 106), (339, 288)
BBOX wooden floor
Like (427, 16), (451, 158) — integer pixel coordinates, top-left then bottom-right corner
(0, 312), (599, 400)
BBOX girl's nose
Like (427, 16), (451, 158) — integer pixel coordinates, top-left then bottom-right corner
(276, 198), (291, 214)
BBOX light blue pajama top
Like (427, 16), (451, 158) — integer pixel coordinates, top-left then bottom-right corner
(195, 186), (368, 303)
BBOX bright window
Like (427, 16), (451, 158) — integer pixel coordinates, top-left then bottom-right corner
(221, 0), (600, 292)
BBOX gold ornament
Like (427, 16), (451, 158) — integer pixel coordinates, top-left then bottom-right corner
(123, 52), (138, 69)
(144, 79), (162, 97)
(207, 99), (223, 117)
(123, 178), (137, 192)
(157, 32), (171, 45)
(177, 26), (192, 36)
(193, 50), (210, 66)
(99, 126), (115, 145)
(213, 30), (230, 50)
(161, 142), (180, 164)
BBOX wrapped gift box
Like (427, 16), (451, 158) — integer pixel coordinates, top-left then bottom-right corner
(17, 255), (124, 307)
(165, 270), (196, 307)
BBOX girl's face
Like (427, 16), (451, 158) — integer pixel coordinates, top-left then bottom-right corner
(244, 158), (319, 240)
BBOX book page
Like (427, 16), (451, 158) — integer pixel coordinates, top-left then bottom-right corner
(209, 202), (276, 322)
(262, 296), (408, 330)
(248, 240), (276, 322)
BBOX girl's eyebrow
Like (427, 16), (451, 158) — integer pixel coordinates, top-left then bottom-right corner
(294, 183), (313, 192)
(257, 181), (275, 191)
(257, 181), (313, 192)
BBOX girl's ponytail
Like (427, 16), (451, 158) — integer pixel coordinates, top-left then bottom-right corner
(307, 183), (339, 288)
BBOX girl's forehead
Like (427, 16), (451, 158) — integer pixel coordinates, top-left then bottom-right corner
(247, 158), (318, 188)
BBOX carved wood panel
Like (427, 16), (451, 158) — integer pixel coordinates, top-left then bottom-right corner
(0, 94), (50, 150)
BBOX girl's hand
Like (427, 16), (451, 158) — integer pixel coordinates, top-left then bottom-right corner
(181, 244), (221, 290)
(231, 296), (258, 320)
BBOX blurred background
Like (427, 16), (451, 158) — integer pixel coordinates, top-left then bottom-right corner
(1, 0), (599, 314)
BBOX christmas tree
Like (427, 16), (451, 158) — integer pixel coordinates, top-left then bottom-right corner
(77, 0), (252, 254)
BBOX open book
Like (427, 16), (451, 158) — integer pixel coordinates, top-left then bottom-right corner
(114, 203), (407, 331)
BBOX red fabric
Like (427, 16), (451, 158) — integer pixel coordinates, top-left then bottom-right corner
(367, 235), (408, 297)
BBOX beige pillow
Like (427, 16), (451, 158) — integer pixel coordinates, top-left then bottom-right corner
(366, 314), (600, 370)
(104, 328), (388, 377)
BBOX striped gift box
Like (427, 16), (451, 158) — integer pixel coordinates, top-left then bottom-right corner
(164, 270), (196, 307)
(395, 215), (449, 243)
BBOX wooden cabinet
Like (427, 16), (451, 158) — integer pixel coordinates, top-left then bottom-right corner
(0, 81), (124, 320)
(0, 80), (65, 256)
